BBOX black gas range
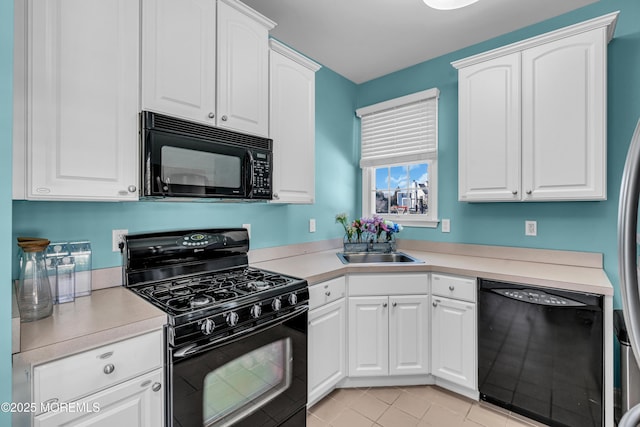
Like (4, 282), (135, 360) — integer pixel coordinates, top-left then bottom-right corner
(123, 228), (309, 427)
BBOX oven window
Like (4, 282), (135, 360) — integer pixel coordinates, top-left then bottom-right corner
(203, 338), (292, 427)
(161, 146), (241, 188)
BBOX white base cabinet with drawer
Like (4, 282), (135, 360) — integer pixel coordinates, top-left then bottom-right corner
(16, 330), (165, 427)
(34, 369), (164, 427)
(347, 274), (429, 379)
(308, 277), (346, 406)
(431, 273), (477, 392)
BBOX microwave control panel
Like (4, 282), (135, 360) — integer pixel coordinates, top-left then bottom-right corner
(252, 151), (272, 198)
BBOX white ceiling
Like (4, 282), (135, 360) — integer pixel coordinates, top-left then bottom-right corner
(243, 0), (599, 84)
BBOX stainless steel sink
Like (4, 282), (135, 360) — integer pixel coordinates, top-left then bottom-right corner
(336, 251), (424, 264)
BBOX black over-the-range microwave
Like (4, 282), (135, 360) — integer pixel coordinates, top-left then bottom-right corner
(140, 111), (273, 200)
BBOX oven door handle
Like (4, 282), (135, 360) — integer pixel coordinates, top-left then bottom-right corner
(173, 305), (308, 359)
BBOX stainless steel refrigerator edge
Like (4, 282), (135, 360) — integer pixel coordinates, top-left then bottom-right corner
(618, 119), (640, 426)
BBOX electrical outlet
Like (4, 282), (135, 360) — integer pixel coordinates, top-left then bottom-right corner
(112, 229), (128, 252)
(442, 219), (450, 233)
(309, 218), (316, 233)
(242, 224), (251, 238)
(525, 220), (537, 236)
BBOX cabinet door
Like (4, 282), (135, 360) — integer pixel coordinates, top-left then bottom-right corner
(431, 296), (476, 390)
(34, 369), (164, 427)
(389, 295), (429, 376)
(522, 29), (607, 201)
(348, 296), (388, 377)
(141, 0), (216, 125)
(308, 298), (346, 406)
(28, 0), (139, 201)
(216, 0), (272, 137)
(458, 53), (521, 202)
(269, 47), (317, 204)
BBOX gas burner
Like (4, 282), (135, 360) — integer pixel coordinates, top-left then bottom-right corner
(190, 294), (215, 308)
(237, 281), (272, 293)
(171, 287), (191, 296)
(213, 291), (238, 301)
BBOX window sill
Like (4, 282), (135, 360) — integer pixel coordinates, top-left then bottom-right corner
(380, 215), (439, 228)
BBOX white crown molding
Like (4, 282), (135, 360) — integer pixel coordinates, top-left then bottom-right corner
(451, 11), (619, 69)
(219, 0), (276, 30)
(269, 39), (322, 72)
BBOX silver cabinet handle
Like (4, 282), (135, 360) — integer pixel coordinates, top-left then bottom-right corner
(392, 302), (397, 307)
(127, 185), (137, 193)
(103, 364), (115, 375)
(325, 291), (331, 296)
(432, 301), (438, 307)
(512, 190), (518, 195)
(208, 112), (215, 119)
(273, 193), (279, 199)
(221, 115), (228, 121)
(449, 285), (455, 291)
(152, 382), (162, 392)
(382, 303), (388, 308)
(526, 190), (532, 195)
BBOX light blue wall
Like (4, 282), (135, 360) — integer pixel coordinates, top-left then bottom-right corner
(357, 0), (640, 312)
(11, 66), (359, 272)
(1, 0), (14, 422)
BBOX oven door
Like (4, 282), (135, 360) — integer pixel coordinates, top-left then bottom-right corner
(169, 307), (308, 427)
(143, 128), (252, 198)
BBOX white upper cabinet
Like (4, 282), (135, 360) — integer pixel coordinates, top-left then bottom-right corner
(457, 53), (521, 201)
(454, 12), (618, 202)
(141, 0), (217, 124)
(142, 0), (274, 137)
(269, 40), (320, 204)
(21, 0), (139, 201)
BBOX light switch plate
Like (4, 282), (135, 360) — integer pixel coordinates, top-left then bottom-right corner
(442, 219), (450, 233)
(309, 219), (316, 233)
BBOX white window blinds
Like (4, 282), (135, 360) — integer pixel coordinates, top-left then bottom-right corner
(356, 88), (439, 168)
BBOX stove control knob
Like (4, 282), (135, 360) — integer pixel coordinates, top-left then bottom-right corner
(201, 318), (215, 335)
(272, 297), (282, 311)
(226, 311), (239, 327)
(250, 304), (262, 319)
(288, 293), (298, 306)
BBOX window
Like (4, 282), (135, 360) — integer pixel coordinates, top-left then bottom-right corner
(356, 88), (439, 227)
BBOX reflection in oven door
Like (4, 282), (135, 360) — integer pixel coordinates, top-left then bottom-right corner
(169, 309), (307, 427)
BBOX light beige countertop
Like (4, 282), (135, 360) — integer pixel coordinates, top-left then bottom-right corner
(253, 240), (613, 296)
(13, 286), (165, 366)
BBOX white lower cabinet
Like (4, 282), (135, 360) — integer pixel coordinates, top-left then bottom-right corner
(431, 273), (477, 391)
(30, 330), (165, 427)
(308, 277), (346, 406)
(347, 274), (430, 378)
(34, 369), (164, 427)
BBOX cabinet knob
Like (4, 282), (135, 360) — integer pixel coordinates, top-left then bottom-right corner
(152, 382), (162, 392)
(432, 301), (438, 307)
(449, 285), (455, 291)
(208, 112), (215, 119)
(382, 302), (388, 308)
(103, 364), (115, 375)
(512, 190), (518, 195)
(526, 190), (532, 195)
(392, 302), (397, 307)
(221, 115), (228, 121)
(325, 291), (331, 296)
(273, 193), (279, 199)
(127, 185), (137, 193)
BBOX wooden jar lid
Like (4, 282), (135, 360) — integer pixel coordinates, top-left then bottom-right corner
(17, 237), (50, 252)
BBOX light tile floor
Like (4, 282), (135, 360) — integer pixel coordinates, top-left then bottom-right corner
(307, 386), (547, 427)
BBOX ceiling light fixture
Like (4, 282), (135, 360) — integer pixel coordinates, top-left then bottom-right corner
(422, 0), (479, 10)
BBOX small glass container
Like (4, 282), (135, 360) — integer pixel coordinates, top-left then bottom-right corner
(17, 238), (54, 322)
(56, 256), (76, 304)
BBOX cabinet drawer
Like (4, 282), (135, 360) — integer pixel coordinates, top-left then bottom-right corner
(309, 276), (345, 309)
(431, 274), (476, 302)
(349, 273), (428, 296)
(33, 330), (163, 412)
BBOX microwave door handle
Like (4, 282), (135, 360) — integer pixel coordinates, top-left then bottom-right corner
(246, 150), (255, 197)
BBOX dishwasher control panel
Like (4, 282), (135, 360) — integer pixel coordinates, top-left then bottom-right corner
(493, 288), (585, 307)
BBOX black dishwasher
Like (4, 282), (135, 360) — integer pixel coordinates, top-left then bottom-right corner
(478, 279), (603, 427)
